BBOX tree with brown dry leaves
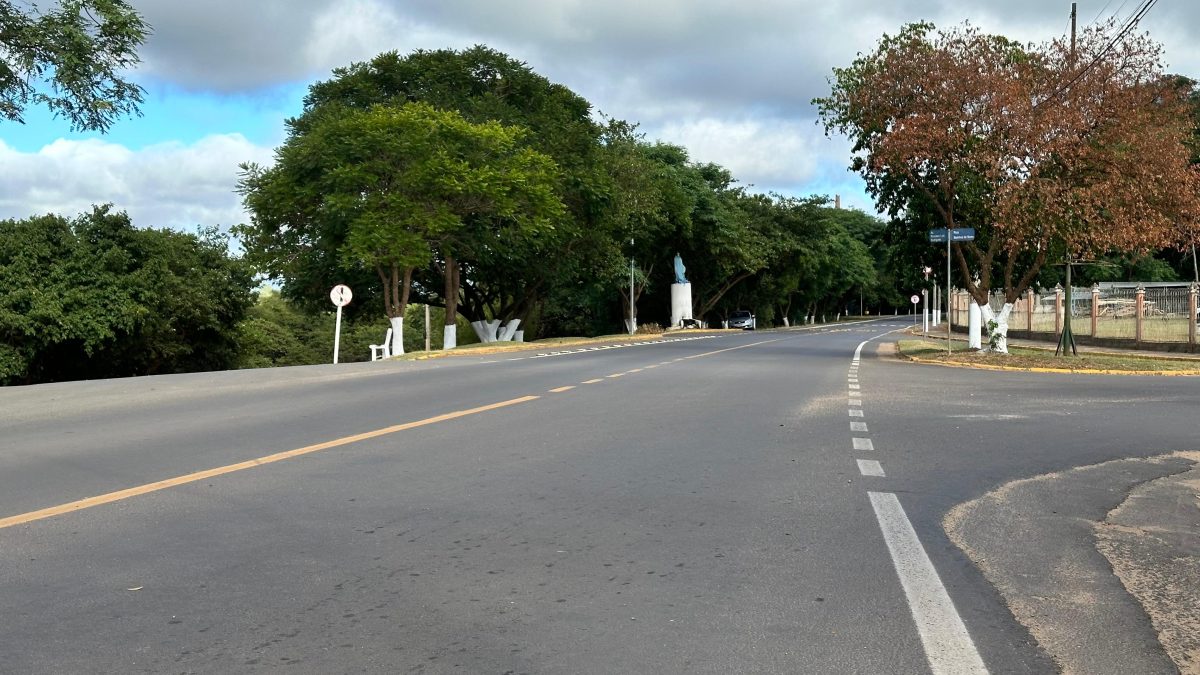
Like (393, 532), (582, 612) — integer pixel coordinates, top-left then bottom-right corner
(817, 20), (1200, 351)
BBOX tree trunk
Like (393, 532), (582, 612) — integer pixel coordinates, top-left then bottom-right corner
(443, 254), (458, 350)
(979, 302), (1014, 353)
(378, 264), (413, 356)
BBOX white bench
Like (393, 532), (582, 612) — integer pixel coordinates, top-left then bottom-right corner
(369, 328), (393, 361)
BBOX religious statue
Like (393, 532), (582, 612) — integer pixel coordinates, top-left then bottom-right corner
(673, 253), (688, 285)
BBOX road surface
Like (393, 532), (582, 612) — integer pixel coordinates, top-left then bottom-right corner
(2, 319), (1195, 673)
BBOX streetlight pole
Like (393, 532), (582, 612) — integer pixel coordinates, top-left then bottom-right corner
(629, 239), (636, 335)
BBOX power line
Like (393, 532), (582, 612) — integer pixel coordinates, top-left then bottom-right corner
(1034, 0), (1159, 109)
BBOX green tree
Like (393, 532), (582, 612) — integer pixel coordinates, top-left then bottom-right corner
(237, 103), (564, 354)
(282, 46), (608, 344)
(0, 206), (254, 384)
(0, 0), (148, 131)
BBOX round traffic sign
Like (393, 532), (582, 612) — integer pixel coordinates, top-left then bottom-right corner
(330, 284), (353, 307)
(910, 294), (920, 304)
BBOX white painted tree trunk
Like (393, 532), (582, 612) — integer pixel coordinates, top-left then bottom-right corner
(470, 319), (503, 343)
(783, 317), (790, 327)
(443, 324), (457, 350)
(497, 319), (520, 342)
(968, 302), (982, 350)
(979, 302), (1014, 353)
(389, 316), (404, 356)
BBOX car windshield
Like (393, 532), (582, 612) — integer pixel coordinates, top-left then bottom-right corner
(731, 311), (751, 318)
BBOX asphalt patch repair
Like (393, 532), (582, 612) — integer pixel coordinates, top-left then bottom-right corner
(945, 452), (1200, 674)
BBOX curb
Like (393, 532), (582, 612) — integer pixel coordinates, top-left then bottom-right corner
(896, 352), (1200, 377)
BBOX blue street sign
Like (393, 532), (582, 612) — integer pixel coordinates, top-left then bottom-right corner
(929, 228), (976, 243)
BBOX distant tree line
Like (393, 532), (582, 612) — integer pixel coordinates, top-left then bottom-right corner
(4, 32), (1197, 383)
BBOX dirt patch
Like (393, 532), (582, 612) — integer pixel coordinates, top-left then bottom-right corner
(944, 453), (1196, 674)
(1095, 451), (1200, 674)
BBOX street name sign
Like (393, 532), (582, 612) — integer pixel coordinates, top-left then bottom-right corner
(928, 228), (976, 243)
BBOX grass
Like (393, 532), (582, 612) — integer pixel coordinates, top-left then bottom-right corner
(897, 339), (1200, 373)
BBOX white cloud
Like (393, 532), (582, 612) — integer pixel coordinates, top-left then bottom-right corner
(0, 136), (273, 229)
(649, 116), (867, 199)
(653, 118), (820, 189)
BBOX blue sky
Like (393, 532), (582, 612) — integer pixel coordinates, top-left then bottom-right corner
(3, 0), (1198, 231)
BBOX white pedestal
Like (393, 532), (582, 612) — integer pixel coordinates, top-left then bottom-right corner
(670, 283), (693, 327)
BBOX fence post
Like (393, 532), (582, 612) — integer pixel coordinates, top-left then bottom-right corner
(1091, 285), (1100, 338)
(1054, 284), (1063, 337)
(1189, 284), (1197, 352)
(1135, 285), (1145, 344)
(1026, 288), (1034, 333)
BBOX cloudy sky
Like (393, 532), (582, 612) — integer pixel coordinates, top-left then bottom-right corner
(3, 0), (1198, 230)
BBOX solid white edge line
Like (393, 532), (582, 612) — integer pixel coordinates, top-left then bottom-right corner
(867, 492), (989, 675)
(856, 459), (885, 477)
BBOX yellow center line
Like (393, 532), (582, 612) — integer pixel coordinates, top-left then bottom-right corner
(0, 395), (540, 531)
(628, 368), (644, 373)
(606, 373), (623, 378)
(581, 378), (604, 384)
(549, 386), (575, 393)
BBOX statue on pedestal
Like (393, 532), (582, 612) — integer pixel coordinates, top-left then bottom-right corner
(671, 253), (693, 328)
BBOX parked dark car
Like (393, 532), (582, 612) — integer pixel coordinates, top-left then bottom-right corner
(728, 310), (756, 330)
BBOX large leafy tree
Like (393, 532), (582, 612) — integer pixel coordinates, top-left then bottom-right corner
(237, 103), (563, 354)
(0, 206), (254, 384)
(817, 21), (1200, 351)
(0, 0), (148, 131)
(275, 46), (605, 345)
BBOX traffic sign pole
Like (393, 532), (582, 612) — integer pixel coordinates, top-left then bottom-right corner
(929, 229), (974, 353)
(333, 306), (343, 364)
(329, 285), (353, 364)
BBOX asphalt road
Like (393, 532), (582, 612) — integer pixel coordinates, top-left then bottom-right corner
(1, 320), (1196, 674)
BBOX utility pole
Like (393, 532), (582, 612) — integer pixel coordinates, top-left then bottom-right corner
(1070, 3), (1077, 59)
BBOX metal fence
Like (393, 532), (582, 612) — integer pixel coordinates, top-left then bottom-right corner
(950, 284), (1199, 350)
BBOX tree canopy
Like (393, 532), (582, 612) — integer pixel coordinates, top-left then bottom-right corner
(0, 207), (254, 384)
(0, 0), (148, 131)
(816, 21), (1200, 313)
(237, 102), (564, 352)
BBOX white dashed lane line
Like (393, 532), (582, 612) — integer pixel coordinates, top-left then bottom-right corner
(508, 334), (721, 361)
(857, 459), (886, 477)
(869, 492), (989, 674)
(846, 338), (988, 675)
